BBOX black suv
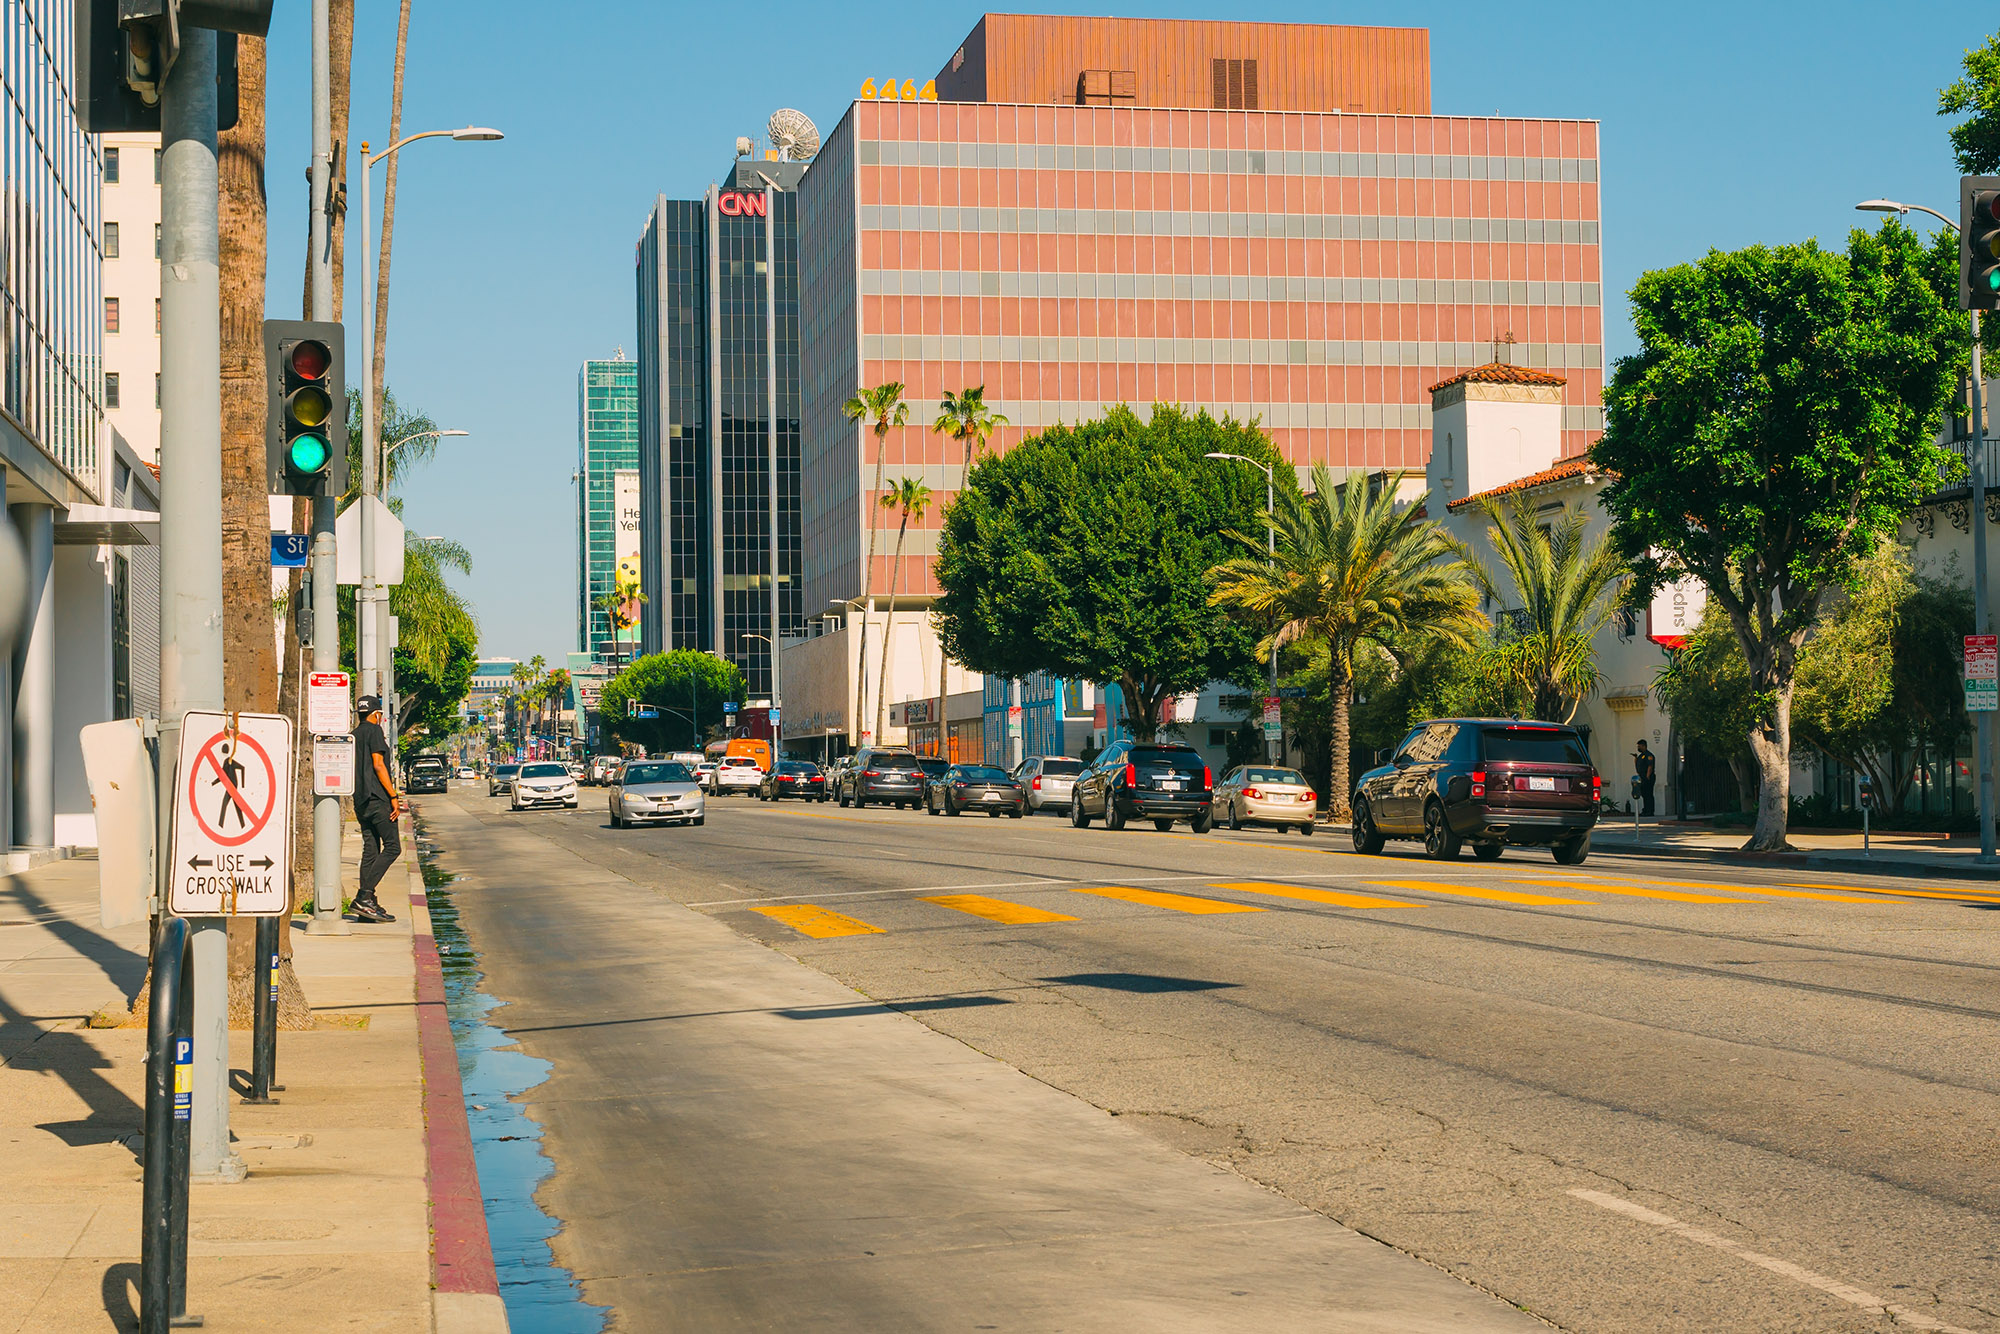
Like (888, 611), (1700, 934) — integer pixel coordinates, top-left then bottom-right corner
(838, 748), (924, 810)
(1069, 740), (1214, 832)
(406, 754), (449, 794)
(1351, 719), (1599, 863)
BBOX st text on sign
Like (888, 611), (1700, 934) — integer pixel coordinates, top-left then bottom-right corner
(169, 711), (295, 916)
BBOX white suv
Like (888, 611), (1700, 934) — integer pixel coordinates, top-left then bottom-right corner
(711, 756), (764, 796)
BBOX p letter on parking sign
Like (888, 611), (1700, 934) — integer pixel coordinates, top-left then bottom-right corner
(169, 710), (296, 916)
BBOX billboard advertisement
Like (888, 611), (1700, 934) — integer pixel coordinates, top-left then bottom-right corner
(613, 469), (642, 643)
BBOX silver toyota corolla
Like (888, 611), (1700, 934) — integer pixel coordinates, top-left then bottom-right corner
(609, 760), (706, 828)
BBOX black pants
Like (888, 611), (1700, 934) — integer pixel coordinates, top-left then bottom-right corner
(358, 803), (401, 904)
(1639, 781), (1656, 817)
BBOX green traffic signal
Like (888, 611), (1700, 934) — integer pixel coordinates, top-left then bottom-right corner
(288, 433), (329, 475)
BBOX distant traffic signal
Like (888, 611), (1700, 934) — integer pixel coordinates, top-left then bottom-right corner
(1962, 176), (2000, 311)
(263, 320), (348, 496)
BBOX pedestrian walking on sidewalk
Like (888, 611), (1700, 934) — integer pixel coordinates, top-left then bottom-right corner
(353, 695), (403, 923)
(1633, 739), (1657, 817)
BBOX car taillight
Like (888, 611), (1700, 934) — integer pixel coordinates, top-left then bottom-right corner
(1303, 791), (1315, 803)
(1242, 787), (1261, 799)
(1471, 769), (1485, 798)
(1124, 762), (1136, 788)
(1031, 776), (1042, 790)
(1593, 774), (1603, 793)
(863, 769), (880, 777)
(1202, 766), (1212, 788)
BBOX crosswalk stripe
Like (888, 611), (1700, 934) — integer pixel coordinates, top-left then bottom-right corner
(1786, 883), (2000, 904)
(1539, 877), (1887, 904)
(921, 894), (1077, 924)
(1213, 881), (1421, 909)
(1510, 879), (1750, 904)
(1071, 885), (1264, 915)
(750, 904), (886, 938)
(1366, 879), (1592, 906)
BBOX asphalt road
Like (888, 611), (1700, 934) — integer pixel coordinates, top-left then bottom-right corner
(424, 783), (2000, 1333)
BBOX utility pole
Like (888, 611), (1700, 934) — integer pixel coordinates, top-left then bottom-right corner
(765, 190), (780, 756)
(1971, 309), (1994, 863)
(157, 27), (243, 1183)
(306, 0), (348, 933)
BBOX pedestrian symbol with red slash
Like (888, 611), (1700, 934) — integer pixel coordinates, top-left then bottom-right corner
(169, 711), (295, 916)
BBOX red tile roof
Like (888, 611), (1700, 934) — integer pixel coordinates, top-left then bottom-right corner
(1427, 362), (1569, 394)
(1446, 456), (1592, 510)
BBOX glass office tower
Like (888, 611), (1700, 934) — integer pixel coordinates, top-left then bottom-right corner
(576, 357), (640, 659)
(634, 157), (804, 698)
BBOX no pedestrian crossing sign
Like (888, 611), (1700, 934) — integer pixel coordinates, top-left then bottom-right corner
(1968, 635), (1998, 712)
(168, 710), (295, 916)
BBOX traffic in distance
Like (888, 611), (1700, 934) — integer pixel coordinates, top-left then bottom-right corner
(457, 717), (1611, 864)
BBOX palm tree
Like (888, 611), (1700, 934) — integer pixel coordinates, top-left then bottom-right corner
(1210, 465), (1484, 820)
(842, 382), (908, 744)
(369, 0), (412, 435)
(931, 388), (1008, 744)
(1457, 493), (1628, 723)
(875, 478), (933, 744)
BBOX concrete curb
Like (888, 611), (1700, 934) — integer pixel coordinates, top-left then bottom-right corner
(406, 821), (510, 1332)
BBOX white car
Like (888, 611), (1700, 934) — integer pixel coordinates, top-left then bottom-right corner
(512, 761), (578, 811)
(456, 766), (476, 780)
(692, 761), (717, 789)
(609, 760), (705, 828)
(1018, 756), (1083, 813)
(711, 756), (764, 796)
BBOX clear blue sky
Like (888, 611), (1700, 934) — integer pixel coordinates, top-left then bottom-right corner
(260, 1), (1996, 664)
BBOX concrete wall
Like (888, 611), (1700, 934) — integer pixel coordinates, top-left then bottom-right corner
(780, 606), (969, 749)
(51, 545), (113, 846)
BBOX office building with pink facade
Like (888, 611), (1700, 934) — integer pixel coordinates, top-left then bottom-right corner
(796, 15), (1603, 621)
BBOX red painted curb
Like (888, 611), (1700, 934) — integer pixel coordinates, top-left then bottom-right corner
(412, 874), (502, 1297)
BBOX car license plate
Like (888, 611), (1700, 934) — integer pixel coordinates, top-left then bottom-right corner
(1161, 779), (1182, 790)
(983, 791), (999, 801)
(1528, 776), (1556, 792)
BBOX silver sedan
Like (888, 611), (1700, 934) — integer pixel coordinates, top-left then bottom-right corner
(609, 760), (706, 828)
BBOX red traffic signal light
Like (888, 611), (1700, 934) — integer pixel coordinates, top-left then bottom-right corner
(289, 340), (330, 380)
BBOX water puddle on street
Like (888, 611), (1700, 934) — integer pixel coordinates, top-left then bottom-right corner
(419, 832), (607, 1334)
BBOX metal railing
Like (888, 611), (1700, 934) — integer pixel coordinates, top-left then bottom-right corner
(1934, 434), (2000, 499)
(141, 916), (195, 1333)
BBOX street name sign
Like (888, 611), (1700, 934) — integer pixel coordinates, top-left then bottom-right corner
(270, 532), (309, 567)
(169, 711), (295, 916)
(1968, 635), (1998, 712)
(307, 670), (351, 733)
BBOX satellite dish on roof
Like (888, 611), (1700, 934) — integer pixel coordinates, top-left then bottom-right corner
(767, 108), (819, 161)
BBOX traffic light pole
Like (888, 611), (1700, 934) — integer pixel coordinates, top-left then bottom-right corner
(1972, 310), (1995, 864)
(358, 139), (380, 702)
(157, 28), (243, 1184)
(306, 0), (348, 933)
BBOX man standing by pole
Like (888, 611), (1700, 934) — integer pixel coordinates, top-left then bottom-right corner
(1633, 739), (1658, 818)
(350, 696), (402, 923)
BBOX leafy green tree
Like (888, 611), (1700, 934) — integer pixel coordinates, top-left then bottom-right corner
(932, 387), (1010, 726)
(934, 405), (1272, 742)
(1653, 608), (1760, 811)
(1210, 464), (1483, 818)
(843, 383), (909, 740)
(599, 650), (747, 754)
(393, 621), (476, 762)
(874, 477), (932, 742)
(1350, 633), (1528, 757)
(1942, 32), (2000, 175)
(1592, 220), (1967, 849)
(1456, 494), (1628, 723)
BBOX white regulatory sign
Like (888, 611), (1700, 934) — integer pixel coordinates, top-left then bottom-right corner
(313, 734), (356, 797)
(169, 710), (295, 916)
(307, 670), (351, 733)
(1968, 635), (1998, 713)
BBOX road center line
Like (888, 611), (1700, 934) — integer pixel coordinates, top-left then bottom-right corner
(1568, 1189), (1978, 1334)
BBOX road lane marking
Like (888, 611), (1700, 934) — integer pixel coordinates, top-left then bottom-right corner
(1785, 883), (2000, 904)
(1509, 879), (1749, 904)
(1213, 881), (1421, 910)
(1071, 885), (1264, 915)
(1367, 879), (1592, 906)
(1569, 1189), (1978, 1334)
(749, 904), (886, 939)
(921, 894), (1076, 925)
(1540, 877), (1888, 904)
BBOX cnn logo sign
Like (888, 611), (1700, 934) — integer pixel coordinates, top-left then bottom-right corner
(718, 191), (768, 218)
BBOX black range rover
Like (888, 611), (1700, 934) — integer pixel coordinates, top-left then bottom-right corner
(406, 754), (450, 794)
(1351, 719), (1599, 863)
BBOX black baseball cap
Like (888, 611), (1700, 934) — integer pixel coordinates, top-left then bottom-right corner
(357, 695), (383, 716)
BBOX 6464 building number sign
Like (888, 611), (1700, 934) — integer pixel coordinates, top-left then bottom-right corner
(169, 710), (295, 916)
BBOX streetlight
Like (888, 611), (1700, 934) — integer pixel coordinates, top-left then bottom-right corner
(1207, 451), (1282, 761)
(1857, 197), (1993, 862)
(746, 633), (781, 757)
(356, 126), (502, 704)
(387, 427), (469, 459)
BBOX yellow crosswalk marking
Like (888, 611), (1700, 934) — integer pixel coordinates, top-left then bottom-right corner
(921, 894), (1076, 924)
(1367, 879), (1591, 906)
(1213, 881), (1421, 909)
(1786, 883), (2000, 904)
(1540, 877), (1887, 904)
(1510, 879), (1749, 904)
(1071, 885), (1263, 915)
(751, 904), (886, 938)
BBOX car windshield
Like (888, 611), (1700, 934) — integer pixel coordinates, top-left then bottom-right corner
(872, 754), (919, 770)
(778, 762), (818, 775)
(496, 764), (521, 775)
(411, 758), (445, 772)
(623, 763), (691, 784)
(958, 766), (1011, 781)
(1038, 759), (1082, 775)
(1131, 746), (1200, 765)
(520, 763), (568, 779)
(722, 757), (759, 768)
(1482, 728), (1591, 766)
(1241, 768), (1304, 785)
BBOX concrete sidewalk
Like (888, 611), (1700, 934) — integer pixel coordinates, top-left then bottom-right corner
(1587, 819), (1998, 879)
(0, 822), (502, 1332)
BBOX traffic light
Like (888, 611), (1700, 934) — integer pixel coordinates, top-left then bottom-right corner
(1962, 176), (2000, 311)
(263, 320), (348, 496)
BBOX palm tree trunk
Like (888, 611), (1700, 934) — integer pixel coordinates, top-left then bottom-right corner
(1328, 662), (1354, 821)
(370, 0), (412, 434)
(878, 514), (910, 744)
(936, 430), (970, 755)
(852, 424), (887, 746)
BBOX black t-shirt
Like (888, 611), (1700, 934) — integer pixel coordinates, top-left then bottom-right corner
(1634, 749), (1657, 785)
(355, 719), (392, 809)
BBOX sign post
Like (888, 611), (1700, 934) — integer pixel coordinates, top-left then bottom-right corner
(168, 711), (295, 917)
